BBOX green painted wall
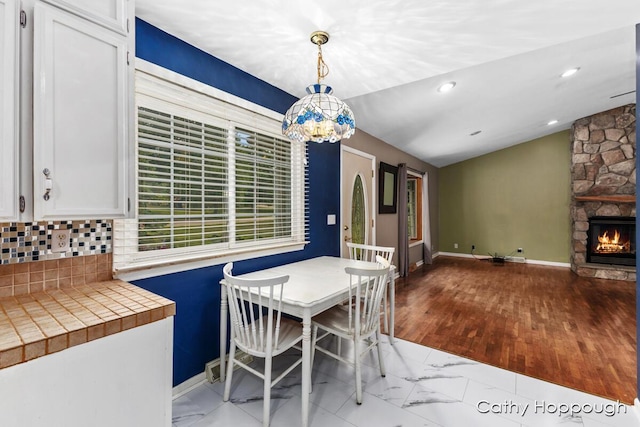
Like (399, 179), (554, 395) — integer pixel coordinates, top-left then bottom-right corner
(438, 131), (571, 262)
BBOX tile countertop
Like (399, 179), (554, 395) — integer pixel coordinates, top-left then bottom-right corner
(0, 280), (175, 369)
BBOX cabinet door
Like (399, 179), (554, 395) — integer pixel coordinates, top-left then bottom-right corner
(41, 0), (129, 34)
(33, 3), (129, 220)
(0, 0), (19, 220)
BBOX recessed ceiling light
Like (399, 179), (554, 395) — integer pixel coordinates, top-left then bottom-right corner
(470, 130), (481, 136)
(547, 119), (559, 126)
(561, 68), (580, 78)
(438, 82), (456, 93)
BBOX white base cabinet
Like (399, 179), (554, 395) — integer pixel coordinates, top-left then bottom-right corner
(0, 317), (173, 427)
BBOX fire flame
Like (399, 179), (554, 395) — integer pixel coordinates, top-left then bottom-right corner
(596, 229), (630, 253)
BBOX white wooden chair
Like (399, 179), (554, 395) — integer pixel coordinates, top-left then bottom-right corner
(346, 242), (395, 332)
(311, 257), (391, 404)
(222, 263), (303, 427)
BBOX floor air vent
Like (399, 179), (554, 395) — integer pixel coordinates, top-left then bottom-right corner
(205, 352), (254, 383)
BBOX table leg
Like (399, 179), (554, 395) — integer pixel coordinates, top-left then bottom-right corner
(219, 286), (228, 382)
(301, 309), (311, 427)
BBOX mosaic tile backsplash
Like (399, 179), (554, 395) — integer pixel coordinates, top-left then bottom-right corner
(0, 220), (112, 264)
(0, 221), (113, 297)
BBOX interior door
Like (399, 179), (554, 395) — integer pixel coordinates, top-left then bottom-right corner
(341, 146), (375, 257)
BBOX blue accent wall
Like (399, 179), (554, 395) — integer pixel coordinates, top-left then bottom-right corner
(135, 19), (294, 114)
(134, 18), (341, 386)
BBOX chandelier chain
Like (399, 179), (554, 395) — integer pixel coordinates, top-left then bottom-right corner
(316, 43), (329, 84)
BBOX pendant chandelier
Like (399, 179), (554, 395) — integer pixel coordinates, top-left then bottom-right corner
(282, 31), (356, 143)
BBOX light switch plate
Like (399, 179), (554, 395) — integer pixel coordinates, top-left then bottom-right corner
(327, 214), (336, 225)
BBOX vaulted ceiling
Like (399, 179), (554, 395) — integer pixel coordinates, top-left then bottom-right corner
(135, 0), (640, 167)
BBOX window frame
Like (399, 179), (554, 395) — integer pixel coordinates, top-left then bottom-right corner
(407, 171), (423, 246)
(113, 60), (308, 281)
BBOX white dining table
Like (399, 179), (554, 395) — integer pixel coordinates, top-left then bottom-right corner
(218, 255), (396, 427)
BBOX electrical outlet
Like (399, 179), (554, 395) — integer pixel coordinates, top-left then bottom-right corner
(472, 244), (475, 250)
(51, 229), (71, 253)
(454, 243), (458, 249)
(517, 248), (523, 253)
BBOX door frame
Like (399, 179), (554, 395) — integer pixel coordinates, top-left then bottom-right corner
(340, 145), (377, 257)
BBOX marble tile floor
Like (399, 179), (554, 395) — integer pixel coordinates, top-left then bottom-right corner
(172, 336), (639, 427)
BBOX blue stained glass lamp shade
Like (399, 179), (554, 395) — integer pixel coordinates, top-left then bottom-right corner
(282, 84), (356, 143)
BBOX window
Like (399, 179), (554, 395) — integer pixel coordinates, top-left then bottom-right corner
(137, 107), (229, 251)
(407, 173), (423, 242)
(113, 66), (308, 277)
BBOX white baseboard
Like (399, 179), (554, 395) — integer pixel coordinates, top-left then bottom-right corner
(526, 259), (571, 268)
(437, 251), (480, 259)
(436, 251), (570, 268)
(172, 372), (207, 400)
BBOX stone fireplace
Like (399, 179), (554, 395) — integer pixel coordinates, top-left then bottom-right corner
(570, 104), (636, 280)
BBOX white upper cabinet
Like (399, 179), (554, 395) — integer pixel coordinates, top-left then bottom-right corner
(41, 0), (128, 34)
(33, 1), (131, 220)
(0, 0), (19, 221)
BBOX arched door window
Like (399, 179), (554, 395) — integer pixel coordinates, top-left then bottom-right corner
(351, 174), (366, 245)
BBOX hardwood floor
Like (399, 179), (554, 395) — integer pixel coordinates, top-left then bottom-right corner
(393, 255), (637, 404)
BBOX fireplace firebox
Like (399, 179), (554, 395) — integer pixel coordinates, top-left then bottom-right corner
(586, 216), (636, 266)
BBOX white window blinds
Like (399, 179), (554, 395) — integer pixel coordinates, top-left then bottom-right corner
(137, 106), (230, 251)
(113, 69), (308, 275)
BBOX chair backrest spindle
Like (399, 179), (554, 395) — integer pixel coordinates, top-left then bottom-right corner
(222, 263), (290, 356)
(346, 242), (395, 266)
(344, 262), (390, 338)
